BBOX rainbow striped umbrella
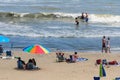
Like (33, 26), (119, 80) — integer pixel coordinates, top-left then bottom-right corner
(23, 44), (50, 54)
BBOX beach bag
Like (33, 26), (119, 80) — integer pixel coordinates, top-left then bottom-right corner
(94, 76), (100, 80)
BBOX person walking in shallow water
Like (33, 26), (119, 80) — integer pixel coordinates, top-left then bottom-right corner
(106, 37), (111, 53)
(85, 13), (88, 22)
(102, 36), (107, 53)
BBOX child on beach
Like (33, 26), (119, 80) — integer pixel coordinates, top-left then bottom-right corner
(75, 17), (79, 25)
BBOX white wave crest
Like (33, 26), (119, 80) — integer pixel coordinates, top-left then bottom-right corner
(90, 14), (120, 23)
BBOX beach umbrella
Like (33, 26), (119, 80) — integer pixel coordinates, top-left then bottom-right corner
(0, 35), (10, 42)
(99, 64), (106, 77)
(23, 44), (51, 54)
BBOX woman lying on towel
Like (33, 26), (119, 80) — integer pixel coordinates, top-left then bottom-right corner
(66, 52), (88, 63)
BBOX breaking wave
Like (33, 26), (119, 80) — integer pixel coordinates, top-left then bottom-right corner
(0, 12), (120, 24)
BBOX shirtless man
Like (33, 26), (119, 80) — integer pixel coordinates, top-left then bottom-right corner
(102, 36), (107, 53)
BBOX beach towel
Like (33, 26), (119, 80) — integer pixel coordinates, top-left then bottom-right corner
(0, 56), (15, 59)
(76, 58), (88, 62)
(99, 64), (106, 77)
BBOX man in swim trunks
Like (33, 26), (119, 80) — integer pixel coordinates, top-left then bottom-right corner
(102, 36), (107, 53)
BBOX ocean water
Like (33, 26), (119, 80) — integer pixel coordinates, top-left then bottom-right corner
(0, 0), (120, 52)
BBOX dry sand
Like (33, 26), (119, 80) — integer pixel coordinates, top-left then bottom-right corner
(0, 51), (120, 80)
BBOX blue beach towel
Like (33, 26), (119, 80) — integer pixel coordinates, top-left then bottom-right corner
(76, 58), (88, 62)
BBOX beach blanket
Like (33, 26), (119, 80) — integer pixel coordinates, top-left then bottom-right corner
(0, 56), (15, 59)
(76, 58), (88, 62)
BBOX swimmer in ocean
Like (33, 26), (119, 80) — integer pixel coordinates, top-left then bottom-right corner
(75, 17), (79, 25)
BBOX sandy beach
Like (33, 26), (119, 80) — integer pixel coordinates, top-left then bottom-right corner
(0, 51), (120, 80)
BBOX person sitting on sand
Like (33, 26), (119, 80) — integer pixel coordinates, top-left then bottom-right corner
(26, 58), (39, 70)
(66, 55), (76, 63)
(17, 57), (26, 69)
(32, 58), (36, 66)
(73, 52), (79, 61)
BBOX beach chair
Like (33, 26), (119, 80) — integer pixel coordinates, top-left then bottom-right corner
(56, 53), (65, 62)
(6, 50), (12, 57)
(0, 50), (15, 59)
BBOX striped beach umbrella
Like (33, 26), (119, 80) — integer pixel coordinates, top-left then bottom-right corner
(23, 44), (50, 54)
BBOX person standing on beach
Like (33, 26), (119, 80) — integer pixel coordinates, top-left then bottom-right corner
(106, 37), (111, 53)
(102, 36), (107, 53)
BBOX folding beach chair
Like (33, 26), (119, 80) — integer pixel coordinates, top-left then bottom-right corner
(6, 50), (12, 57)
